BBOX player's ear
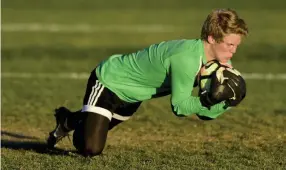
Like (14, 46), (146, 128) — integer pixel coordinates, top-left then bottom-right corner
(207, 35), (216, 44)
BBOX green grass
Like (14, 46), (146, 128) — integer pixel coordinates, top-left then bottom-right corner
(2, 0), (286, 169)
(2, 77), (286, 169)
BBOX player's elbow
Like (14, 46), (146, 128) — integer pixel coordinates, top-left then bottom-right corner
(173, 111), (186, 117)
(196, 114), (214, 121)
(171, 105), (184, 117)
(172, 105), (194, 117)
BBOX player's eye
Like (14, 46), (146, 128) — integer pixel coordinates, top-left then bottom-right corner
(226, 43), (234, 48)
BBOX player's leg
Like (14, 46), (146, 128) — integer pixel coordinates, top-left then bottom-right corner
(73, 111), (110, 157)
(108, 102), (141, 130)
(51, 108), (111, 156)
(47, 69), (112, 149)
(73, 91), (141, 157)
(71, 69), (124, 156)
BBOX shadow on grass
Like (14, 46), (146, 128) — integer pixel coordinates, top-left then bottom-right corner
(1, 130), (78, 156)
(274, 109), (286, 115)
(1, 130), (39, 140)
(1, 139), (78, 156)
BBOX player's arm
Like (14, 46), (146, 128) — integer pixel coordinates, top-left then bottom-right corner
(170, 54), (227, 118)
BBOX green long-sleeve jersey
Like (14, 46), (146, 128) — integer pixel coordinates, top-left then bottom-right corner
(96, 39), (227, 118)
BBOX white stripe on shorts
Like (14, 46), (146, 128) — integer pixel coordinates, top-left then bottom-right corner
(93, 84), (104, 105)
(82, 105), (112, 121)
(112, 113), (131, 121)
(87, 80), (98, 105)
(88, 80), (104, 106)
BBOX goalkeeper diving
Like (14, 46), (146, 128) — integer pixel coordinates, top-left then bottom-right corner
(47, 8), (248, 157)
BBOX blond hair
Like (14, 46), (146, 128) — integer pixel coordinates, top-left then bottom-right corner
(201, 9), (248, 43)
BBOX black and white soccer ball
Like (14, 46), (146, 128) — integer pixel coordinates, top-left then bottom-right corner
(199, 60), (246, 108)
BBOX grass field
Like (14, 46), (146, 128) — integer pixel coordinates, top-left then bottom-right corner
(2, 0), (286, 169)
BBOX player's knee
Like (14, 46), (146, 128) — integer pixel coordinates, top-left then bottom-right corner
(73, 127), (104, 157)
(82, 145), (103, 157)
(73, 137), (104, 157)
(75, 140), (104, 157)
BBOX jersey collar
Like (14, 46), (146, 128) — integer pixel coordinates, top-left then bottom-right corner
(199, 39), (207, 65)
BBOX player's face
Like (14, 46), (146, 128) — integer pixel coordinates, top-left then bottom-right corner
(211, 34), (242, 63)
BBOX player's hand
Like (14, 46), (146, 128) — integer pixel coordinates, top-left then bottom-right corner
(199, 90), (219, 109)
(222, 72), (246, 109)
(199, 66), (246, 110)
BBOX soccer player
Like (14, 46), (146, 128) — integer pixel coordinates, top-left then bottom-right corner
(47, 8), (248, 157)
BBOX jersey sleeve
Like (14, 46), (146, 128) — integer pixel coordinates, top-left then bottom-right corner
(170, 53), (228, 119)
(196, 102), (229, 119)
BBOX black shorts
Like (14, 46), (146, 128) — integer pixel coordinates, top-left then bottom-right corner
(81, 69), (141, 122)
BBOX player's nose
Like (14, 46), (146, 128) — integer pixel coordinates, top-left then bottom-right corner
(230, 46), (237, 54)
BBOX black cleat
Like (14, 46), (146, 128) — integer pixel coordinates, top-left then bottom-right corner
(47, 107), (71, 148)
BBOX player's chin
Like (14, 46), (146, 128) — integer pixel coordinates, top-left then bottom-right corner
(215, 57), (226, 63)
(219, 58), (232, 66)
(220, 62), (233, 68)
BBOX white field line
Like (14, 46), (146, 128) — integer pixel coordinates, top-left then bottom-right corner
(1, 23), (176, 33)
(1, 72), (286, 80)
(2, 23), (285, 33)
(1, 72), (89, 79)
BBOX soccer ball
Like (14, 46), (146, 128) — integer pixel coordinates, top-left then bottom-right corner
(199, 60), (246, 108)
(199, 60), (221, 92)
(199, 60), (244, 96)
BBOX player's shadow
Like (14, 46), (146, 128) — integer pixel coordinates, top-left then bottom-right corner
(274, 109), (286, 115)
(1, 130), (77, 156)
(1, 131), (39, 140)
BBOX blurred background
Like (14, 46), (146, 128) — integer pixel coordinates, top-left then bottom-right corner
(2, 0), (286, 169)
(2, 0), (286, 73)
